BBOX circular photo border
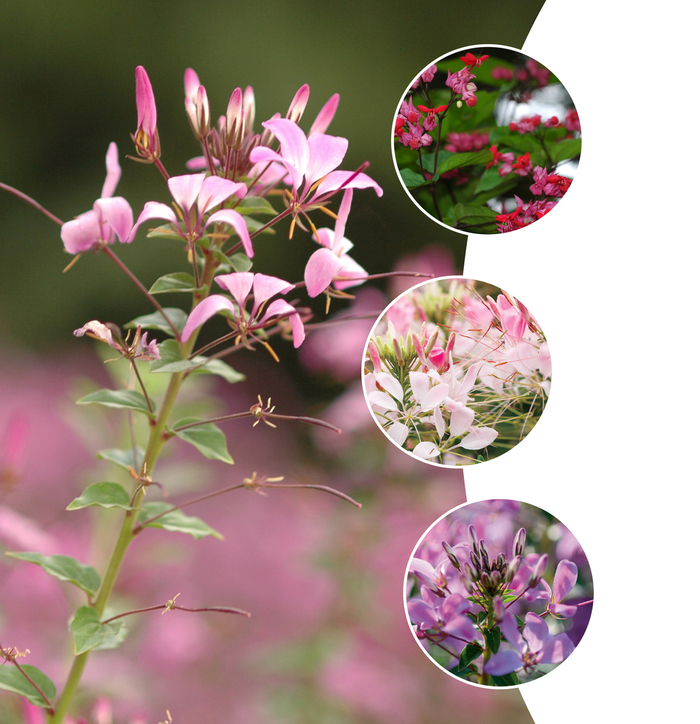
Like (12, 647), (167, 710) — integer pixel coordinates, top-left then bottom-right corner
(404, 498), (594, 688)
(362, 276), (551, 467)
(392, 44), (581, 235)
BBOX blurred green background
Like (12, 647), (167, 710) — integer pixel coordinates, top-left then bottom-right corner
(0, 0), (545, 351)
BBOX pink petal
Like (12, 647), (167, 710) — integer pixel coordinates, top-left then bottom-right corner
(409, 371), (430, 402)
(128, 201), (178, 242)
(184, 68), (200, 101)
(61, 210), (100, 254)
(305, 248), (343, 298)
(252, 274), (295, 313)
(538, 341), (552, 377)
(94, 196), (134, 243)
(286, 84), (309, 123)
(421, 383), (449, 410)
(500, 611), (526, 654)
(331, 189), (353, 250)
(73, 320), (118, 349)
(333, 255), (367, 290)
(206, 209), (253, 257)
(375, 372), (404, 401)
(214, 272), (254, 311)
(312, 169), (383, 201)
(407, 599), (439, 627)
(135, 66), (157, 135)
(458, 427), (498, 450)
(367, 391), (398, 412)
(449, 405), (475, 437)
(181, 295), (236, 342)
(167, 174), (206, 213)
(549, 602), (579, 618)
(309, 93), (339, 135)
(387, 422), (409, 446)
(101, 142), (121, 199)
(304, 133), (348, 191)
(289, 312), (305, 348)
(197, 176), (246, 215)
(412, 441), (440, 459)
(258, 119), (309, 192)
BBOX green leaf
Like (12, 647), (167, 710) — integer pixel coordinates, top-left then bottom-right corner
(66, 482), (132, 511)
(549, 137), (581, 164)
(228, 252), (254, 273)
(70, 606), (124, 655)
(0, 664), (56, 708)
(501, 134), (541, 153)
(5, 552), (100, 595)
(234, 196), (277, 215)
(76, 389), (155, 418)
(149, 272), (198, 295)
(470, 176), (519, 205)
(458, 642), (483, 672)
(490, 671), (520, 687)
(400, 167), (430, 190)
(149, 339), (196, 374)
(97, 447), (144, 471)
(452, 205), (499, 229)
(462, 89), (500, 127)
(138, 502), (224, 540)
(93, 622), (128, 650)
(125, 308), (188, 337)
(189, 358), (245, 384)
(473, 165), (507, 195)
(485, 625), (501, 655)
(171, 417), (233, 464)
(436, 148), (492, 175)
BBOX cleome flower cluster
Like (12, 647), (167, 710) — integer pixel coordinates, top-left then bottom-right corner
(364, 279), (551, 465)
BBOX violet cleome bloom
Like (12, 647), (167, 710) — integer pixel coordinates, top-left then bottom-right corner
(483, 611), (574, 677)
(60, 143), (134, 254)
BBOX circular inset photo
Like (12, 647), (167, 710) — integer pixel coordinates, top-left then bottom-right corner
(363, 278), (551, 466)
(405, 499), (593, 687)
(393, 45), (580, 234)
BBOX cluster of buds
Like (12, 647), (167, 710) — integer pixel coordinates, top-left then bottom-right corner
(369, 322), (418, 374)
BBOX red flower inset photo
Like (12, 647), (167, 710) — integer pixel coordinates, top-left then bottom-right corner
(405, 500), (593, 687)
(393, 45), (580, 234)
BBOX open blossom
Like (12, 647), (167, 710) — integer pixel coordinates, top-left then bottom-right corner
(60, 143), (134, 254)
(181, 272), (305, 348)
(483, 611), (574, 676)
(304, 189), (367, 298)
(445, 67), (478, 106)
(73, 320), (160, 360)
(127, 173), (252, 255)
(248, 118), (382, 233)
(509, 115), (541, 134)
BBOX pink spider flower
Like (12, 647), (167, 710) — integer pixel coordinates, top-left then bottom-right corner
(248, 118), (382, 236)
(415, 104), (448, 132)
(304, 189), (367, 298)
(60, 143), (134, 254)
(132, 66), (160, 161)
(73, 320), (160, 360)
(445, 67), (478, 106)
(483, 611), (574, 677)
(180, 272), (305, 348)
(127, 173), (252, 255)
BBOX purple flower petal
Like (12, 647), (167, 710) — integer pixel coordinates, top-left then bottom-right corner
(522, 612), (550, 654)
(483, 650), (523, 676)
(553, 560), (578, 604)
(407, 598), (439, 627)
(536, 633), (574, 665)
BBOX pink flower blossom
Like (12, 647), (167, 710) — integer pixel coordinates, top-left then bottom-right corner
(509, 115), (541, 134)
(492, 66), (514, 82)
(444, 132), (489, 153)
(565, 108), (581, 133)
(445, 67), (478, 106)
(529, 166), (548, 195)
(127, 173), (252, 255)
(60, 143), (134, 254)
(304, 189), (367, 298)
(181, 272), (305, 347)
(248, 119), (382, 230)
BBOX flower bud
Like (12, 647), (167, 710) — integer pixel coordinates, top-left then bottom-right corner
(133, 66), (160, 161)
(468, 525), (480, 554)
(225, 87), (244, 148)
(492, 595), (505, 623)
(504, 555), (521, 585)
(286, 84), (310, 124)
(528, 554), (549, 589)
(489, 570), (501, 588)
(442, 541), (461, 571)
(496, 553), (505, 572)
(414, 570), (445, 597)
(512, 527), (526, 558)
(424, 326), (440, 355)
(411, 332), (428, 366)
(392, 337), (404, 365)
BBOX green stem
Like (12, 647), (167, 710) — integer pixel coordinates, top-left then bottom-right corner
(479, 603), (495, 686)
(48, 253), (219, 724)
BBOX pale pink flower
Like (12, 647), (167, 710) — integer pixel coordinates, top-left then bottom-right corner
(60, 143), (134, 254)
(127, 173), (252, 255)
(181, 272), (305, 347)
(248, 118), (382, 228)
(304, 189), (367, 298)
